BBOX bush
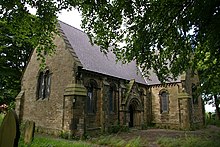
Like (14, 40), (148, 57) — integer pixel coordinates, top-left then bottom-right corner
(206, 113), (220, 127)
(108, 125), (129, 133)
(59, 130), (70, 139)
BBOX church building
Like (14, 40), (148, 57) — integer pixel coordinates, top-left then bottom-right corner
(15, 21), (204, 136)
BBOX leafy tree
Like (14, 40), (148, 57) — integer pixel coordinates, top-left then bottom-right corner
(1, 0), (58, 63)
(77, 0), (220, 118)
(0, 19), (34, 105)
(0, 0), (59, 105)
(1, 0), (220, 115)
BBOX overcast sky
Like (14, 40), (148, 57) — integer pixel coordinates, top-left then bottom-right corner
(28, 6), (82, 30)
(57, 9), (82, 30)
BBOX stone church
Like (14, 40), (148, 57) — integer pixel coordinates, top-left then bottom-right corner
(15, 21), (204, 136)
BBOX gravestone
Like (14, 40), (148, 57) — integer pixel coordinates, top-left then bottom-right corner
(24, 120), (35, 145)
(0, 110), (20, 147)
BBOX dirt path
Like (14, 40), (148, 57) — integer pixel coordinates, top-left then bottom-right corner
(115, 125), (220, 147)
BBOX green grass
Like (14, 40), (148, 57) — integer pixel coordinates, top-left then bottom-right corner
(126, 136), (142, 147)
(91, 135), (144, 147)
(18, 136), (93, 147)
(157, 135), (220, 147)
(91, 135), (126, 146)
(18, 135), (145, 147)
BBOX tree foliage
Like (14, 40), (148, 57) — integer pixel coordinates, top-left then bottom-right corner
(1, 0), (220, 111)
(77, 0), (220, 114)
(0, 18), (34, 104)
(78, 0), (220, 81)
(0, 0), (60, 104)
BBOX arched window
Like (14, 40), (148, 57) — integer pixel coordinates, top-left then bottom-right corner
(87, 80), (97, 114)
(44, 70), (51, 99)
(109, 84), (116, 113)
(37, 72), (44, 99)
(37, 70), (51, 100)
(160, 90), (169, 113)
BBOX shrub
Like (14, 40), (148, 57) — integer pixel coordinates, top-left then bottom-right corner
(206, 114), (220, 127)
(59, 130), (70, 139)
(108, 125), (129, 133)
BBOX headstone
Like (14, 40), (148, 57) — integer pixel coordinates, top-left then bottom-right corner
(24, 120), (35, 145)
(0, 110), (20, 147)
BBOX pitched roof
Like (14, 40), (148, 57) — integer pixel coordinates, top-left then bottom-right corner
(59, 21), (147, 84)
(144, 70), (181, 85)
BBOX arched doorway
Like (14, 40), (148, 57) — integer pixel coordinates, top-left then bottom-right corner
(129, 105), (134, 127)
(127, 98), (142, 128)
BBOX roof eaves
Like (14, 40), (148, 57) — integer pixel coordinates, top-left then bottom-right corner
(57, 22), (83, 67)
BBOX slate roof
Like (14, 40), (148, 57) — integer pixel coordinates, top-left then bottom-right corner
(144, 70), (181, 85)
(59, 21), (181, 85)
(59, 21), (146, 84)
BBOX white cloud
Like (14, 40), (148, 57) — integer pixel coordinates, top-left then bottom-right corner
(58, 9), (82, 30)
(27, 5), (82, 30)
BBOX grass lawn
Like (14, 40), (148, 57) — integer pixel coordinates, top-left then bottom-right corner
(157, 132), (220, 147)
(18, 135), (142, 147)
(19, 133), (220, 147)
(91, 135), (142, 147)
(1, 112), (220, 147)
(18, 136), (93, 147)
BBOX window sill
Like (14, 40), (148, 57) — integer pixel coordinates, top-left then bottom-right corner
(161, 111), (169, 114)
(36, 97), (49, 101)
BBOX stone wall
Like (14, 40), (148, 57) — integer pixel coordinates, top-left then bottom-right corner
(151, 83), (181, 129)
(16, 32), (205, 136)
(184, 70), (205, 128)
(81, 71), (121, 133)
(150, 70), (205, 130)
(143, 87), (152, 126)
(17, 34), (76, 132)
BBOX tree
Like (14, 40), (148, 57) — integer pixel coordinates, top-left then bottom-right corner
(0, 18), (35, 105)
(199, 62), (220, 119)
(77, 0), (220, 117)
(1, 0), (220, 113)
(78, 0), (220, 79)
(0, 0), (59, 105)
(1, 0), (59, 63)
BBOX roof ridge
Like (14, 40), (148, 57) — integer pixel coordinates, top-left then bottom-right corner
(58, 20), (85, 34)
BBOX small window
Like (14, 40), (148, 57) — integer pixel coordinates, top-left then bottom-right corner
(160, 91), (169, 113)
(87, 80), (97, 114)
(109, 84), (116, 113)
(37, 70), (51, 100)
